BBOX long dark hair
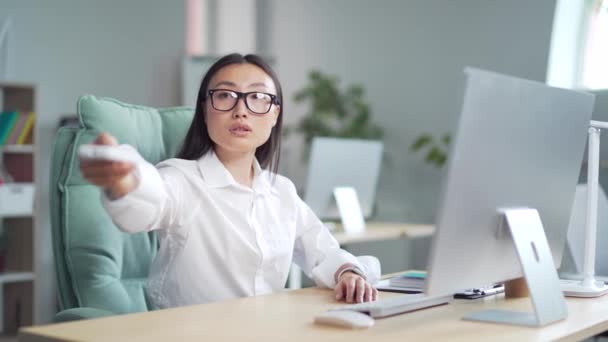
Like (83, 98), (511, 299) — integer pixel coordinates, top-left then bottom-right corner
(177, 53), (283, 175)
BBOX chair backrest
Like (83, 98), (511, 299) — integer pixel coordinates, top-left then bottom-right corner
(50, 95), (194, 313)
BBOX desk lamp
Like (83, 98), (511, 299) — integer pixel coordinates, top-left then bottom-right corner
(561, 121), (608, 297)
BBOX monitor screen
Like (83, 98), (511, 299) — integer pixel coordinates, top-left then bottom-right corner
(426, 67), (594, 296)
(303, 137), (383, 221)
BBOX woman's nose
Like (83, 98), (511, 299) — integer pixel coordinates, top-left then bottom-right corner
(232, 98), (249, 118)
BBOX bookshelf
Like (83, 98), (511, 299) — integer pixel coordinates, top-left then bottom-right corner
(0, 82), (36, 335)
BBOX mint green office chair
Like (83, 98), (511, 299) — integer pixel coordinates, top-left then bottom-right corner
(50, 95), (193, 321)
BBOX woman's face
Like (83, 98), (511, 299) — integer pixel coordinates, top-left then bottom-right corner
(205, 63), (280, 156)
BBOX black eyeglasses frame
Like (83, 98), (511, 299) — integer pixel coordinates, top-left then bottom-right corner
(207, 89), (281, 114)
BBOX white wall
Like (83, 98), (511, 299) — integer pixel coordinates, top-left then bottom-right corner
(592, 90), (608, 165)
(0, 0), (185, 324)
(594, 92), (608, 120)
(271, 0), (557, 223)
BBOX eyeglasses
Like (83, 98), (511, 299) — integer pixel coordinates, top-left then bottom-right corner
(207, 89), (280, 114)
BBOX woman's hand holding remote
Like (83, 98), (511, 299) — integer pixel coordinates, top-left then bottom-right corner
(79, 133), (139, 199)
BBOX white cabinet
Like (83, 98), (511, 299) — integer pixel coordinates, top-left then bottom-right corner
(0, 183), (34, 217)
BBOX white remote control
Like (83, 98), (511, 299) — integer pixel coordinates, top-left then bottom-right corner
(78, 144), (138, 163)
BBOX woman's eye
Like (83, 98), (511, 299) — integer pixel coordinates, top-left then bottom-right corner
(217, 91), (234, 99)
(250, 93), (269, 101)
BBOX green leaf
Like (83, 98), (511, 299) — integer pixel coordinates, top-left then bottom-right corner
(411, 134), (433, 151)
(426, 146), (445, 164)
(425, 151), (438, 163)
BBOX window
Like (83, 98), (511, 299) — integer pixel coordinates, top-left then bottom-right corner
(581, 0), (608, 89)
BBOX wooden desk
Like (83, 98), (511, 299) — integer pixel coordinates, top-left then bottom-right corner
(333, 222), (434, 245)
(19, 286), (608, 342)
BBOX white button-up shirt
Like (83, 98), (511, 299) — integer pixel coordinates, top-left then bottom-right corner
(102, 148), (376, 309)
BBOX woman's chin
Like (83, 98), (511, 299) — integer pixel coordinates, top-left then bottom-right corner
(216, 140), (260, 154)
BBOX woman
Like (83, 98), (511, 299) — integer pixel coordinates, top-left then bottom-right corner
(80, 53), (379, 309)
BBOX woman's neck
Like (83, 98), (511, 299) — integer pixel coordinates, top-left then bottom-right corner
(214, 147), (255, 188)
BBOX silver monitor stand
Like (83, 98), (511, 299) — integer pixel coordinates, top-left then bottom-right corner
(463, 208), (567, 326)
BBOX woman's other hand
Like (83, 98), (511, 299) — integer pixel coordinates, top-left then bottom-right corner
(334, 271), (378, 303)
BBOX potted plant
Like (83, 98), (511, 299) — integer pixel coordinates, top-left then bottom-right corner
(287, 70), (383, 157)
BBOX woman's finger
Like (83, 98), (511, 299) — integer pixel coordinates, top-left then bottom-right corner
(364, 283), (372, 302)
(356, 278), (365, 303)
(85, 168), (135, 184)
(81, 162), (134, 177)
(335, 282), (344, 301)
(81, 178), (107, 187)
(372, 287), (378, 301)
(345, 278), (356, 303)
(84, 177), (121, 189)
(84, 173), (129, 185)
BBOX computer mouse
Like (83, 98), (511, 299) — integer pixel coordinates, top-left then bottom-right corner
(314, 310), (375, 329)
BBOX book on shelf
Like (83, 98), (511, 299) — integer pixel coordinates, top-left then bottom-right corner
(6, 112), (28, 145)
(0, 111), (18, 146)
(0, 111), (35, 147)
(16, 112), (35, 144)
(388, 270), (427, 289)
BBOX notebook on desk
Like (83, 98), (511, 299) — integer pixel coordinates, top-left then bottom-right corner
(376, 271), (426, 294)
(375, 279), (423, 294)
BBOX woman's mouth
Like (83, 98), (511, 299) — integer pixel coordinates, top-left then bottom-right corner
(229, 124), (252, 136)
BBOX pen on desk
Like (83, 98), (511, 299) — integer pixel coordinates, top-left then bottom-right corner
(480, 285), (504, 296)
(460, 289), (479, 296)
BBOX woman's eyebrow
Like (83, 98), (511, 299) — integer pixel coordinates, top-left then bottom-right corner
(248, 82), (268, 88)
(212, 81), (237, 88)
(212, 81), (272, 90)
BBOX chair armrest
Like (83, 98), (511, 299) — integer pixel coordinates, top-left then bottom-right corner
(54, 307), (116, 322)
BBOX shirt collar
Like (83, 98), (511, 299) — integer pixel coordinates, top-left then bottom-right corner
(198, 150), (276, 196)
(251, 158), (273, 196)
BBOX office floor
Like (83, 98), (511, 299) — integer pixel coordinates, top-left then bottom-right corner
(0, 336), (16, 342)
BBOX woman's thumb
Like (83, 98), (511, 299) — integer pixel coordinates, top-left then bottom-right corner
(94, 133), (118, 146)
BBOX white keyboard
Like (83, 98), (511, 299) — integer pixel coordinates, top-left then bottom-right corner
(331, 294), (451, 318)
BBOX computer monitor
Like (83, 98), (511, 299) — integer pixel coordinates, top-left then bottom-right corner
(303, 137), (383, 221)
(425, 67), (594, 326)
